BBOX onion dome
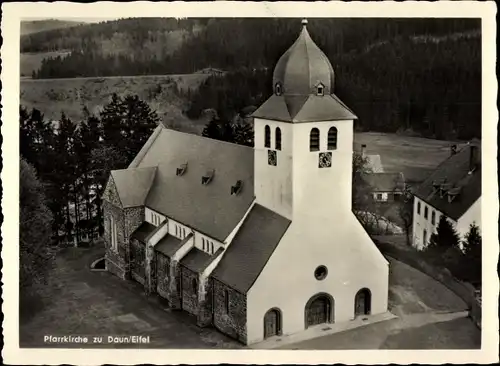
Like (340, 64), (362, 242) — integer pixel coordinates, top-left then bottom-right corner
(273, 19), (335, 96)
(253, 19), (356, 123)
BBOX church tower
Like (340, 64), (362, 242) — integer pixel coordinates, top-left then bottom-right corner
(253, 19), (357, 220)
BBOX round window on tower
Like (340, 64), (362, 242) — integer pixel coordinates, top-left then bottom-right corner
(314, 265), (328, 281)
(275, 82), (282, 96)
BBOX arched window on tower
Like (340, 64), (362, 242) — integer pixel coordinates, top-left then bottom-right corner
(275, 82), (282, 96)
(327, 127), (338, 150)
(310, 128), (320, 152)
(264, 125), (271, 148)
(275, 127), (282, 150)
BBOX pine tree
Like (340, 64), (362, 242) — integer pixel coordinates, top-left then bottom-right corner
(100, 94), (159, 164)
(428, 215), (460, 251)
(20, 158), (54, 311)
(232, 118), (254, 147)
(461, 222), (482, 285)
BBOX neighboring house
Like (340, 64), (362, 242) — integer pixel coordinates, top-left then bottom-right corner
(361, 144), (384, 173)
(102, 19), (389, 346)
(412, 141), (481, 250)
(363, 172), (406, 202)
(197, 67), (225, 77)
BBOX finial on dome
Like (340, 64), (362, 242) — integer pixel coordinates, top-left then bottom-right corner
(302, 18), (308, 27)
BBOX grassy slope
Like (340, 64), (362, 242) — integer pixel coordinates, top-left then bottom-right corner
(353, 133), (465, 184)
(20, 74), (211, 135)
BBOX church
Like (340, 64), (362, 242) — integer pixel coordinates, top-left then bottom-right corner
(102, 19), (389, 345)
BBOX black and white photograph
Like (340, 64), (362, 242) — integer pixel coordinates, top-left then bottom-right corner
(2, 1), (498, 364)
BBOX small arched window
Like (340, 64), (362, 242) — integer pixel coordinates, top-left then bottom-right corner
(191, 277), (198, 294)
(417, 201), (421, 215)
(327, 127), (338, 150)
(275, 83), (282, 96)
(264, 125), (271, 148)
(310, 128), (320, 152)
(275, 127), (282, 150)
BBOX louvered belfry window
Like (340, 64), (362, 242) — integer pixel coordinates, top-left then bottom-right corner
(310, 128), (320, 151)
(264, 125), (271, 148)
(275, 127), (282, 150)
(328, 127), (338, 150)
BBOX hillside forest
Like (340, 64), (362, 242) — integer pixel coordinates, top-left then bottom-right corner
(22, 17), (482, 140)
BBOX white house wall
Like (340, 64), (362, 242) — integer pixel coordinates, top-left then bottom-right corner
(412, 196), (481, 251)
(246, 212), (389, 345)
(254, 118), (294, 220)
(194, 231), (222, 255)
(167, 217), (191, 240)
(456, 198), (481, 238)
(292, 120), (354, 217)
(145, 207), (166, 227)
(412, 197), (446, 250)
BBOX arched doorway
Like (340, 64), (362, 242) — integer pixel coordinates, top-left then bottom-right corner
(263, 308), (282, 339)
(305, 293), (334, 328)
(355, 288), (372, 316)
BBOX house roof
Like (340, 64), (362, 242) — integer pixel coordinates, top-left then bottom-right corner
(126, 126), (255, 242)
(364, 172), (405, 193)
(365, 154), (384, 173)
(131, 222), (157, 243)
(252, 94), (356, 123)
(180, 247), (222, 273)
(154, 234), (182, 257)
(110, 167), (157, 208)
(211, 204), (291, 294)
(414, 143), (481, 220)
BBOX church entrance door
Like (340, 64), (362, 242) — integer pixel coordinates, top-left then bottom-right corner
(264, 308), (282, 339)
(305, 293), (333, 328)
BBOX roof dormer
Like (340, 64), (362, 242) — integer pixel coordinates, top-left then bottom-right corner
(447, 186), (461, 203)
(231, 180), (243, 196)
(176, 163), (188, 176)
(202, 169), (215, 185)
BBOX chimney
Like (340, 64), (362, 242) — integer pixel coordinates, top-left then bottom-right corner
(361, 144), (367, 158)
(469, 145), (478, 173)
(450, 144), (457, 156)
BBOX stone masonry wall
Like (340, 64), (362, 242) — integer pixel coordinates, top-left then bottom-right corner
(103, 200), (127, 279)
(213, 279), (247, 344)
(180, 266), (199, 316)
(197, 277), (213, 328)
(156, 253), (170, 299)
(166, 260), (182, 309)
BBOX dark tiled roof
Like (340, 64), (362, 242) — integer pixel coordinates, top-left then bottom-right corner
(129, 127), (255, 242)
(110, 167), (157, 208)
(154, 234), (182, 257)
(415, 143), (481, 220)
(252, 94), (356, 123)
(363, 172), (405, 192)
(180, 247), (216, 273)
(131, 222), (156, 243)
(211, 204), (291, 294)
